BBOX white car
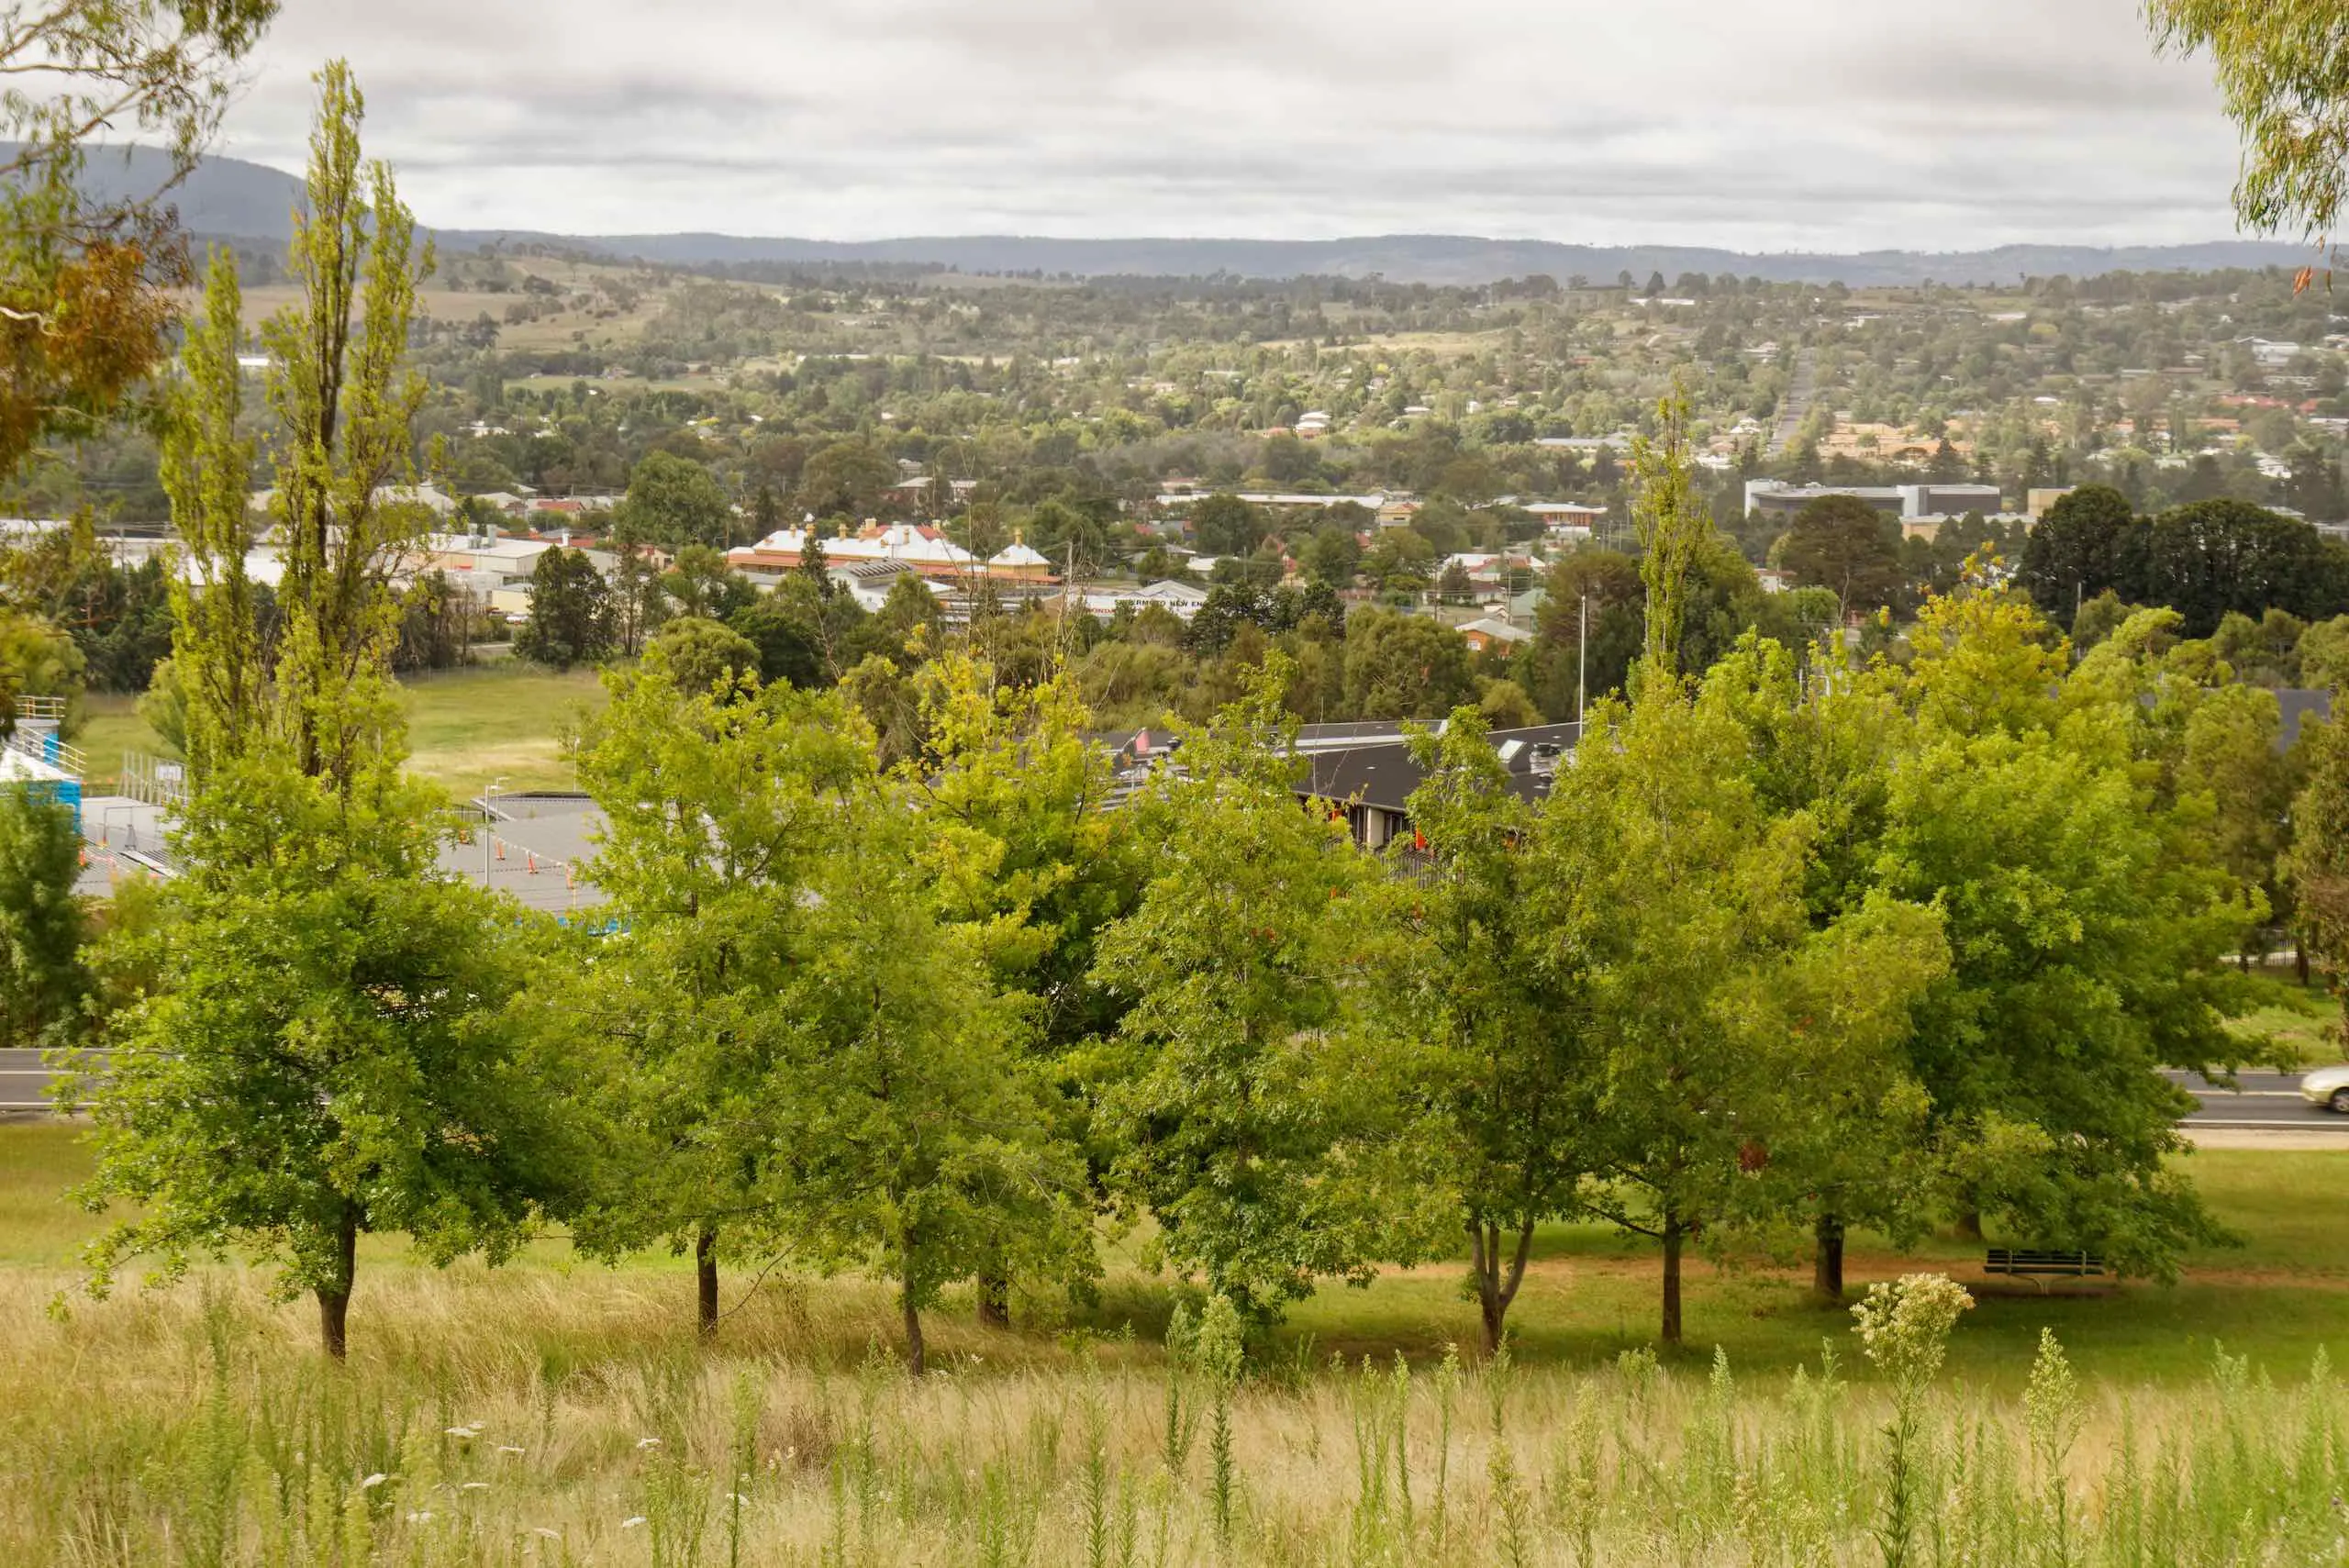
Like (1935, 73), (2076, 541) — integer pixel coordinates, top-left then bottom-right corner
(2300, 1065), (2349, 1114)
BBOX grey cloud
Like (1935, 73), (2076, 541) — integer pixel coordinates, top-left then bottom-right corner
(210, 0), (2253, 250)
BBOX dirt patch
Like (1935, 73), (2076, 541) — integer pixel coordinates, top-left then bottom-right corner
(2186, 1129), (2349, 1151)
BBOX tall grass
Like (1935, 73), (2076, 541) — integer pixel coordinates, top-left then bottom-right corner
(6, 1270), (2348, 1565)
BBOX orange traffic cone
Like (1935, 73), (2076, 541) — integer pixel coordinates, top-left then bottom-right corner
(527, 851), (539, 876)
(495, 838), (507, 862)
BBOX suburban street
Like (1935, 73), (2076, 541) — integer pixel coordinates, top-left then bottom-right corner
(0, 1047), (62, 1110)
(2165, 1069), (2349, 1135)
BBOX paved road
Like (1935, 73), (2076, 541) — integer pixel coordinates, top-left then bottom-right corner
(0, 1046), (66, 1110)
(2167, 1069), (2349, 1132)
(1767, 348), (1820, 457)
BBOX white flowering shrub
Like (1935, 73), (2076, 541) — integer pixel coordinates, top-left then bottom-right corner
(1849, 1273), (1975, 1393)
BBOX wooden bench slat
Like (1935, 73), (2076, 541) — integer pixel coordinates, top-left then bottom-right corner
(1983, 1248), (2108, 1282)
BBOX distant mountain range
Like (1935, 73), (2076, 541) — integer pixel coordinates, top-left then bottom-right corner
(58, 146), (2321, 287)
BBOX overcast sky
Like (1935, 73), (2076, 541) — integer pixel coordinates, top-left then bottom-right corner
(212, 0), (2252, 250)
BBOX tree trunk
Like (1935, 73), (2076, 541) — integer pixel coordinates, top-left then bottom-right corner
(902, 1284), (926, 1378)
(696, 1224), (719, 1341)
(1661, 1214), (1684, 1348)
(1470, 1217), (1537, 1357)
(1812, 1212), (1846, 1305)
(1954, 1204), (1984, 1242)
(316, 1203), (359, 1362)
(976, 1273), (1009, 1330)
(2299, 937), (2312, 986)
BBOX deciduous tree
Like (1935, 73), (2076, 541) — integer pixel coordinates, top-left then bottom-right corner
(1090, 661), (1431, 1320)
(1393, 710), (1598, 1351)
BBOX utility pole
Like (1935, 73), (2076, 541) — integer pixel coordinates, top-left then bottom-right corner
(1578, 590), (1589, 724)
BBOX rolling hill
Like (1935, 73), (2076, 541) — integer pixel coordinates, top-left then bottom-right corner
(45, 146), (2317, 287)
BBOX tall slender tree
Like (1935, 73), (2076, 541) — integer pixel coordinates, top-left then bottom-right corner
(76, 65), (573, 1361)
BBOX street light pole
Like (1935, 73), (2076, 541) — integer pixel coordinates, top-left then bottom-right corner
(483, 775), (507, 887)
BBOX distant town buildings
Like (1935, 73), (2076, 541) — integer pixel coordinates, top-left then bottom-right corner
(1742, 480), (2005, 523)
(728, 522), (1059, 583)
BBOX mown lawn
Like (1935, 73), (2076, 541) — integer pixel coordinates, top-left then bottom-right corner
(395, 662), (607, 799)
(69, 662), (608, 800)
(9, 1118), (2349, 1385)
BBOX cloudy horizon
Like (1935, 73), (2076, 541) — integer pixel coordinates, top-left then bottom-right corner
(207, 0), (2261, 250)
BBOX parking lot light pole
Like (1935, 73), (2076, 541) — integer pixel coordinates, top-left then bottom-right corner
(483, 776), (507, 887)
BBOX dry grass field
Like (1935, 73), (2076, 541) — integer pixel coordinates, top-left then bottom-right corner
(6, 1120), (2349, 1562)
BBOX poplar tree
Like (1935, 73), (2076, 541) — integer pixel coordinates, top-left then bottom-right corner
(75, 65), (572, 1360)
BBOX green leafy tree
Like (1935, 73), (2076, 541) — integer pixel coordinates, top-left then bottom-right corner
(2179, 681), (2295, 964)
(2151, 0), (2349, 239)
(773, 802), (1091, 1375)
(1881, 590), (2253, 1272)
(76, 64), (573, 1362)
(0, 0), (280, 480)
(644, 615), (761, 697)
(1530, 665), (1943, 1342)
(1631, 385), (1712, 677)
(2301, 615), (2349, 691)
(1392, 710), (1598, 1351)
(1090, 660), (1430, 1320)
(798, 439), (895, 519)
(2124, 499), (2347, 637)
(568, 666), (874, 1336)
(1777, 495), (1906, 618)
(905, 653), (1141, 1325)
(0, 784), (85, 1046)
(2019, 485), (2138, 621)
(1341, 608), (1478, 718)
(1189, 493), (1265, 556)
(515, 546), (611, 671)
(76, 750), (573, 1360)
(661, 542), (754, 621)
(622, 450), (734, 549)
(1701, 634), (1953, 1303)
(1304, 524), (1361, 587)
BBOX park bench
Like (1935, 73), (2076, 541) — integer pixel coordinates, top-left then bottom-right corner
(1983, 1249), (2108, 1293)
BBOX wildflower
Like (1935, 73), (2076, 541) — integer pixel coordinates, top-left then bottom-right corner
(497, 1445), (526, 1456)
(405, 1511), (434, 1524)
(462, 1482), (491, 1492)
(445, 1426), (480, 1440)
(636, 1437), (662, 1449)
(1850, 1273), (1974, 1394)
(621, 1516), (648, 1529)
(361, 1473), (389, 1490)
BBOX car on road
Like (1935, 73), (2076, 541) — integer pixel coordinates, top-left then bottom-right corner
(2300, 1065), (2349, 1114)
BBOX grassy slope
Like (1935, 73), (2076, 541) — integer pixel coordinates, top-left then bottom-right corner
(8, 1118), (2348, 1384)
